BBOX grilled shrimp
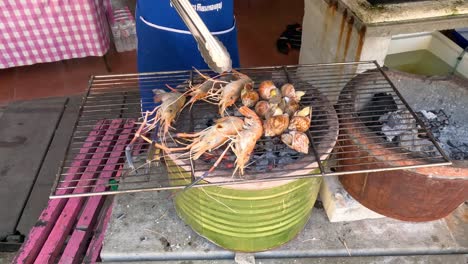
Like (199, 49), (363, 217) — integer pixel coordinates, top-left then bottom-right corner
(176, 116), (244, 160)
(218, 72), (253, 116)
(232, 106), (263, 175)
(152, 89), (186, 135)
(125, 88), (185, 171)
(186, 80), (218, 106)
(185, 71), (232, 108)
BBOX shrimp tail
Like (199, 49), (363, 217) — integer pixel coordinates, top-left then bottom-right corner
(184, 141), (233, 190)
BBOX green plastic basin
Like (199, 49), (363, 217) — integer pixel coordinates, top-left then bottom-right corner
(167, 159), (322, 252)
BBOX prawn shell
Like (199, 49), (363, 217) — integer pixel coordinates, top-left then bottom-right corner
(219, 76), (253, 116)
(281, 131), (310, 154)
(157, 92), (186, 134)
(234, 106), (263, 175)
(288, 116), (311, 132)
(215, 116), (244, 135)
(161, 93), (186, 119)
(188, 80), (213, 101)
(187, 116), (244, 160)
(264, 114), (289, 137)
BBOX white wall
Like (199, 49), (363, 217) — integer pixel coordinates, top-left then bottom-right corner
(299, 0), (392, 67)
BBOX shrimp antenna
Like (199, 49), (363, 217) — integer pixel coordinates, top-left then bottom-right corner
(165, 84), (179, 93)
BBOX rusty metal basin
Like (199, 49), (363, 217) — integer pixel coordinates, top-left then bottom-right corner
(336, 69), (468, 222)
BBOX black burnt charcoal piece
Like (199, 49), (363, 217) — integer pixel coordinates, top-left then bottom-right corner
(416, 110), (450, 139)
(358, 92), (398, 132)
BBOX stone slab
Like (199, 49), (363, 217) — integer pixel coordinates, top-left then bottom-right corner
(101, 185), (468, 262)
(16, 95), (83, 236)
(0, 97), (66, 240)
(319, 175), (385, 222)
(443, 202), (468, 249)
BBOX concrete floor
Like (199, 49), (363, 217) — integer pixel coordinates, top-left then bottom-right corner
(0, 252), (16, 263)
(1, 252), (467, 263)
(101, 182), (468, 263)
(98, 255), (468, 264)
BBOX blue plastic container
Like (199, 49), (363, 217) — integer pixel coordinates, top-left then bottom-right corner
(453, 28), (468, 49)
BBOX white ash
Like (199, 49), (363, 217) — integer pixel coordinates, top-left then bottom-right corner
(378, 108), (468, 160)
(414, 109), (467, 160)
(429, 118), (468, 160)
(378, 110), (416, 142)
(415, 110), (449, 139)
(384, 71), (468, 160)
(420, 110), (438, 120)
(377, 110), (437, 154)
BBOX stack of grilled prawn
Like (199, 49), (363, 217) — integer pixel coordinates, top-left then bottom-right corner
(126, 70), (312, 178)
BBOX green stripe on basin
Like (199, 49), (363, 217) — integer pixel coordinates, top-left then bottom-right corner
(166, 159), (322, 252)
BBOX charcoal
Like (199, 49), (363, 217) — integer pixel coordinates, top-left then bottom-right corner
(278, 156), (296, 165)
(263, 138), (277, 152)
(252, 155), (269, 172)
(416, 110), (449, 139)
(278, 146), (300, 157)
(414, 109), (468, 160)
(240, 135), (306, 172)
(378, 110), (416, 142)
(359, 92), (398, 132)
(363, 105), (468, 160)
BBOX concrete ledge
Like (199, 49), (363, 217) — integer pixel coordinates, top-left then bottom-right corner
(340, 0), (468, 25)
(319, 176), (385, 222)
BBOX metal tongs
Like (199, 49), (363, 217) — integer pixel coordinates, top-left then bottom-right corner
(170, 0), (232, 73)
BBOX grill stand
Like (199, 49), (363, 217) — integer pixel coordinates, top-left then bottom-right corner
(49, 62), (451, 199)
(39, 62), (466, 260)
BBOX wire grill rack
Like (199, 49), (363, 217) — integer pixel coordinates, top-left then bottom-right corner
(49, 62), (452, 199)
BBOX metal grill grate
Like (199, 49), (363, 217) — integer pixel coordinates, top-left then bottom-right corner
(49, 62), (452, 199)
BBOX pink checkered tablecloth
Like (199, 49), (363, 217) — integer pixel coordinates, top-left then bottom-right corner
(0, 0), (110, 69)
